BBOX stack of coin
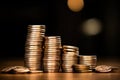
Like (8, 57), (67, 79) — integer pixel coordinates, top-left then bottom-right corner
(73, 64), (92, 73)
(24, 25), (45, 73)
(43, 36), (61, 72)
(78, 55), (97, 69)
(62, 45), (79, 72)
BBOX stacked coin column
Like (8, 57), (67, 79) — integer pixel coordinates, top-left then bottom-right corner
(62, 45), (79, 72)
(73, 64), (91, 73)
(43, 36), (61, 72)
(79, 55), (97, 70)
(24, 25), (45, 73)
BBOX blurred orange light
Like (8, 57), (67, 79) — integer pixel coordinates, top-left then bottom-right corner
(67, 0), (84, 12)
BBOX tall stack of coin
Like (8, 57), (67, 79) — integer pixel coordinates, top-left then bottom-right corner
(62, 45), (79, 72)
(78, 55), (97, 69)
(43, 36), (61, 72)
(24, 25), (45, 73)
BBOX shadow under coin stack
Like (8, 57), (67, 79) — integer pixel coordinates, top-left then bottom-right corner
(24, 25), (45, 73)
(62, 45), (79, 72)
(78, 55), (97, 70)
(43, 36), (61, 72)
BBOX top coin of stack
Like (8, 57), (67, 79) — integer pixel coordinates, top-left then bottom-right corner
(78, 55), (97, 70)
(62, 45), (79, 72)
(43, 36), (62, 72)
(24, 25), (45, 73)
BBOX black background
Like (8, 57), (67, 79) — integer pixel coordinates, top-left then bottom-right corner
(0, 0), (120, 60)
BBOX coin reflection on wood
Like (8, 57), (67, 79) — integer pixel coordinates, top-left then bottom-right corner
(62, 45), (79, 72)
(43, 36), (62, 72)
(24, 25), (45, 73)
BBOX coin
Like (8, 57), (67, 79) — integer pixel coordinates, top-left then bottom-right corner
(1, 66), (30, 74)
(73, 64), (93, 73)
(27, 29), (45, 32)
(30, 70), (43, 73)
(62, 69), (73, 73)
(63, 45), (79, 50)
(73, 64), (90, 69)
(43, 36), (61, 73)
(75, 70), (92, 73)
(25, 53), (42, 56)
(24, 25), (45, 71)
(61, 45), (79, 72)
(25, 46), (42, 49)
(78, 55), (97, 69)
(43, 65), (60, 68)
(28, 25), (45, 28)
(43, 62), (60, 65)
(95, 65), (112, 73)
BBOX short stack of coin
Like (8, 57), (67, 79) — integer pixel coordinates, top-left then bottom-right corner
(43, 36), (61, 72)
(62, 45), (79, 72)
(73, 64), (92, 72)
(24, 25), (45, 73)
(78, 55), (97, 70)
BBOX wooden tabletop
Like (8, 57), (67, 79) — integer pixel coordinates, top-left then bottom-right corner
(0, 73), (120, 80)
(0, 58), (120, 80)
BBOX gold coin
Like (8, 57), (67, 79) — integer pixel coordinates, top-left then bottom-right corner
(28, 25), (45, 28)
(30, 70), (43, 73)
(63, 45), (79, 50)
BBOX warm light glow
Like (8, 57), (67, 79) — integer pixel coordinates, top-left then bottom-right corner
(82, 18), (102, 36)
(67, 0), (84, 12)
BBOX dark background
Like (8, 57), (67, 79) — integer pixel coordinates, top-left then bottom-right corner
(0, 0), (120, 60)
